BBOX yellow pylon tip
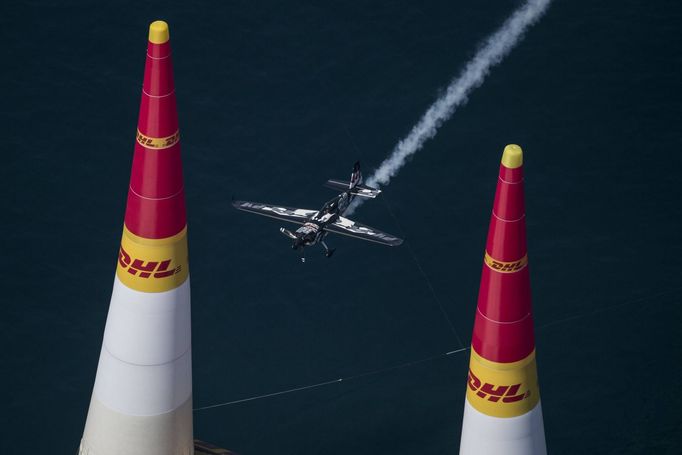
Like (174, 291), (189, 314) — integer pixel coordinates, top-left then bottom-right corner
(148, 20), (170, 44)
(501, 144), (523, 169)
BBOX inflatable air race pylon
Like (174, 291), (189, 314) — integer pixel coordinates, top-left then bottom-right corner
(79, 20), (193, 455)
(459, 145), (547, 455)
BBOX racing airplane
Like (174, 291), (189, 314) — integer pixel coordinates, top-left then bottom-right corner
(232, 162), (403, 261)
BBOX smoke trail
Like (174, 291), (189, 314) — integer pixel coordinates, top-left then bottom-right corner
(347, 0), (552, 215)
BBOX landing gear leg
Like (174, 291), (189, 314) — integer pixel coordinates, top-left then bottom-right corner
(321, 240), (335, 258)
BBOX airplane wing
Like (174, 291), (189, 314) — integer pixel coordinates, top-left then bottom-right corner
(325, 216), (403, 246)
(232, 200), (317, 225)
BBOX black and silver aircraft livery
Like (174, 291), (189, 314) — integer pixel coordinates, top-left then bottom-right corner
(233, 162), (403, 261)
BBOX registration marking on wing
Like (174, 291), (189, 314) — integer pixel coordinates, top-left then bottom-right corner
(233, 201), (319, 225)
(239, 202), (316, 218)
(331, 216), (403, 245)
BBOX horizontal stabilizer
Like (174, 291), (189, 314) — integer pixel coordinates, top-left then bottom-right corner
(324, 179), (381, 198)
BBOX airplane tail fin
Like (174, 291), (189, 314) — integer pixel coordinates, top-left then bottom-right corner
(350, 161), (362, 189)
(323, 161), (381, 198)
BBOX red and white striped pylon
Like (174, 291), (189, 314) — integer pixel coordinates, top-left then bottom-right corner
(79, 21), (193, 455)
(459, 145), (547, 455)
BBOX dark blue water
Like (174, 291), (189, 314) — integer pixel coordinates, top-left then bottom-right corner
(2, 1), (681, 453)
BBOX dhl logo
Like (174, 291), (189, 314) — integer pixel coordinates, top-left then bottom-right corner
(467, 369), (529, 403)
(116, 227), (188, 292)
(136, 129), (180, 150)
(484, 252), (528, 273)
(118, 246), (181, 279)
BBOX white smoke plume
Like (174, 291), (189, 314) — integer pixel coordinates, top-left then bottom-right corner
(347, 0), (552, 215)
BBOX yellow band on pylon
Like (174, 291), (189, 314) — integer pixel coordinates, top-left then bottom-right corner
(136, 129), (180, 150)
(466, 348), (540, 418)
(484, 252), (528, 273)
(116, 225), (189, 292)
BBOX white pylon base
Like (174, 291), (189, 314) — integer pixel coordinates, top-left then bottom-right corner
(79, 277), (193, 455)
(79, 396), (193, 455)
(459, 399), (547, 455)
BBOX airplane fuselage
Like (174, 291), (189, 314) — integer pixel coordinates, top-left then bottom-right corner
(291, 191), (353, 249)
